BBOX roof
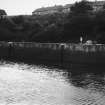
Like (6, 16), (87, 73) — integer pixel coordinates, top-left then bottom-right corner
(33, 5), (63, 12)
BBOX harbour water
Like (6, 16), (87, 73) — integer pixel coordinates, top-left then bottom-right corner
(0, 61), (104, 105)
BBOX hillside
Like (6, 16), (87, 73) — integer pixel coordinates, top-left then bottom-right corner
(0, 1), (105, 43)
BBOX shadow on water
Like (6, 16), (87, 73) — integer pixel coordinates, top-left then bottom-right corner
(64, 62), (105, 89)
(2, 58), (105, 91)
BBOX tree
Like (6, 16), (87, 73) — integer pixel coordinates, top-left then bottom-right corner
(70, 0), (93, 14)
(12, 15), (24, 25)
(0, 9), (7, 16)
(93, 10), (105, 43)
(63, 0), (94, 42)
(64, 14), (94, 42)
(102, 3), (105, 10)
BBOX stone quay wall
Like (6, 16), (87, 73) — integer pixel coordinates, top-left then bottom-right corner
(0, 42), (105, 69)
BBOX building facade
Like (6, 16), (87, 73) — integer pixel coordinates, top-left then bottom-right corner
(32, 4), (72, 15)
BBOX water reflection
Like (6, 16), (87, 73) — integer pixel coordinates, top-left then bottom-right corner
(0, 61), (104, 105)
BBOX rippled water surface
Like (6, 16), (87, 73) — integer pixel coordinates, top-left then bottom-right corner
(0, 61), (104, 105)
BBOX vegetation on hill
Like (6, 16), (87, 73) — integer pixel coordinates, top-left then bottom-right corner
(0, 0), (105, 43)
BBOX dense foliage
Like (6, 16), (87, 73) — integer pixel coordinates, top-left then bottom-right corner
(0, 9), (7, 16)
(0, 0), (105, 43)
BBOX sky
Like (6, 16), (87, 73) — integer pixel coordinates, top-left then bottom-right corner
(0, 0), (101, 15)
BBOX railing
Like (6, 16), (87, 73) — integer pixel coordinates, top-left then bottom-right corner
(2, 42), (105, 52)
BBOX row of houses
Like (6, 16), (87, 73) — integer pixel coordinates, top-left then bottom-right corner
(32, 4), (72, 15)
(32, 1), (105, 15)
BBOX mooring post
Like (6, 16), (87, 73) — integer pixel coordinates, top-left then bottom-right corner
(8, 42), (13, 59)
(60, 43), (65, 68)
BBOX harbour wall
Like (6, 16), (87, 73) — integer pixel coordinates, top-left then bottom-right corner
(0, 42), (105, 72)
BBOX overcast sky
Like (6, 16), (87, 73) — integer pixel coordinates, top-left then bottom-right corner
(0, 0), (100, 15)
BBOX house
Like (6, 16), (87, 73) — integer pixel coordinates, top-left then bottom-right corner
(32, 5), (64, 15)
(62, 4), (72, 13)
(32, 4), (72, 15)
